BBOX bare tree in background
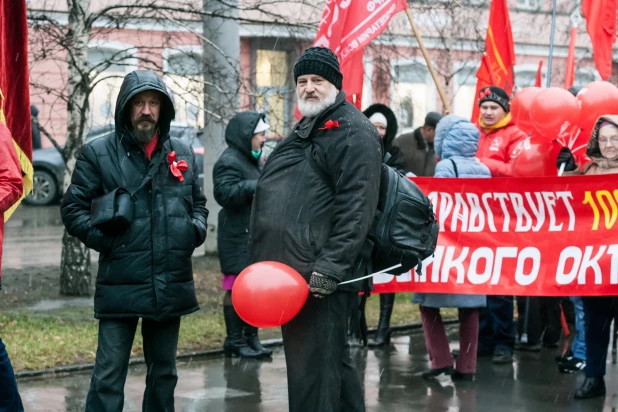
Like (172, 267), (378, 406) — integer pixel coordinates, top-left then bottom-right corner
(27, 0), (318, 296)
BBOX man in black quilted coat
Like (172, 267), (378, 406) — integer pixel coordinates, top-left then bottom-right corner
(249, 47), (382, 412)
(61, 70), (208, 411)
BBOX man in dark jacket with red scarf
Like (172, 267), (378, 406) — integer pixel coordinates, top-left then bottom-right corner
(249, 47), (382, 412)
(62, 70), (208, 411)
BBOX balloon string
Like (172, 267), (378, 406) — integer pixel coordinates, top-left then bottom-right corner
(338, 264), (403, 285)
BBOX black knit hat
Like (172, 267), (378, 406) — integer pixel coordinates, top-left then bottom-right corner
(478, 86), (510, 112)
(294, 47), (343, 90)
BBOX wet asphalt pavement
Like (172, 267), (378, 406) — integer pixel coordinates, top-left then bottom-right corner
(7, 206), (618, 411)
(16, 331), (618, 412)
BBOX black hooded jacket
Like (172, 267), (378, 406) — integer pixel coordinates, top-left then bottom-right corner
(363, 104), (405, 172)
(249, 92), (382, 292)
(213, 112), (264, 275)
(61, 70), (208, 320)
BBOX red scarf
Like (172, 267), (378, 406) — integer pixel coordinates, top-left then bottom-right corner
(143, 133), (159, 161)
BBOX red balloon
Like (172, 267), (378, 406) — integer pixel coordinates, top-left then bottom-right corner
(530, 88), (580, 139)
(576, 81), (618, 134)
(512, 136), (563, 177)
(511, 87), (542, 135)
(232, 261), (308, 328)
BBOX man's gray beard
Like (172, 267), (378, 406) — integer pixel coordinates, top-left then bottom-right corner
(297, 85), (338, 118)
(134, 125), (156, 144)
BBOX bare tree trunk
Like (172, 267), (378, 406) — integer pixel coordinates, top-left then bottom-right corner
(60, 0), (92, 296)
(202, 0), (240, 254)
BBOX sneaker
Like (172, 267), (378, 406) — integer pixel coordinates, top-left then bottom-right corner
(422, 366), (454, 380)
(558, 357), (585, 374)
(555, 350), (574, 363)
(492, 348), (513, 364)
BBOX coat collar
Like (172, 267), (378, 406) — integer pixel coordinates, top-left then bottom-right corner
(295, 91), (347, 139)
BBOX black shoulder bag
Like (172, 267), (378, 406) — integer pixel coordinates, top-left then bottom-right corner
(91, 151), (166, 235)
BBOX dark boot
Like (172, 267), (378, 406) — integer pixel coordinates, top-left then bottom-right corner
(223, 306), (262, 359)
(574, 377), (606, 399)
(368, 293), (394, 348)
(244, 325), (272, 358)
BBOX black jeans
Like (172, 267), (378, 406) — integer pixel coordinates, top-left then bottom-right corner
(479, 296), (515, 352)
(516, 297), (562, 345)
(281, 292), (365, 412)
(86, 317), (181, 412)
(0, 337), (23, 412)
(583, 297), (618, 378)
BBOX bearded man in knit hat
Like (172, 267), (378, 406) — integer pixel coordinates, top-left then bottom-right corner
(249, 47), (382, 411)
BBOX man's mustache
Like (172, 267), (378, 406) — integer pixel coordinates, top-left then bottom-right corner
(303, 93), (319, 100)
(137, 116), (155, 123)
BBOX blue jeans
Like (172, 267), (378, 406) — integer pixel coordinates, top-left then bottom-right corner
(570, 297), (586, 360)
(0, 337), (24, 412)
(478, 296), (515, 353)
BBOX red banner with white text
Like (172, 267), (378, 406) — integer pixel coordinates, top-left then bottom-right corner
(374, 176), (618, 296)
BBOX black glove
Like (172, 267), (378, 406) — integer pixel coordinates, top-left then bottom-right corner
(556, 147), (577, 172)
(308, 272), (338, 297)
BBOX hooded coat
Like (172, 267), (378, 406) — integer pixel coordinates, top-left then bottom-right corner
(413, 114), (488, 309)
(363, 104), (405, 172)
(581, 115), (618, 175)
(248, 92), (382, 293)
(61, 70), (208, 320)
(213, 112), (264, 275)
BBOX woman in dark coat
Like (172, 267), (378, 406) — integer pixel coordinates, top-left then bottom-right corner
(363, 103), (403, 347)
(213, 111), (271, 359)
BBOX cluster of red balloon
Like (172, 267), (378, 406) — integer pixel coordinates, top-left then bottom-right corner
(510, 81), (618, 177)
(232, 261), (308, 328)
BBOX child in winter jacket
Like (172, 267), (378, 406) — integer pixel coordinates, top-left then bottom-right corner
(434, 114), (491, 178)
(415, 114), (490, 382)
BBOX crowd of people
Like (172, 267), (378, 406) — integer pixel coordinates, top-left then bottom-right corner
(1, 45), (617, 412)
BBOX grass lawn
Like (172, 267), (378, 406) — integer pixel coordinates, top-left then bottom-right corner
(1, 256), (456, 372)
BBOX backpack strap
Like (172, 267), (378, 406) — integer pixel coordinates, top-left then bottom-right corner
(449, 159), (459, 177)
(303, 142), (334, 189)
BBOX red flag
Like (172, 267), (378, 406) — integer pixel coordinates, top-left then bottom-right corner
(0, 0), (32, 219)
(471, 0), (516, 122)
(581, 0), (616, 80)
(564, 28), (577, 89)
(311, 0), (407, 110)
(535, 60), (544, 88)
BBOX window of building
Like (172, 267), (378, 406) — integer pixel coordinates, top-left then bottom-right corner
(255, 49), (289, 138)
(453, 65), (478, 120)
(165, 50), (204, 128)
(514, 69), (543, 88)
(87, 45), (135, 129)
(391, 61), (435, 129)
(361, 58), (373, 111)
(574, 69), (597, 87)
(517, 0), (540, 10)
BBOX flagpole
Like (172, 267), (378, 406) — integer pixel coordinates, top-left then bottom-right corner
(404, 8), (452, 113)
(546, 0), (558, 88)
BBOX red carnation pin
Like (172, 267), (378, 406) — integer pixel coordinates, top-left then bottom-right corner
(168, 151), (189, 182)
(319, 119), (340, 131)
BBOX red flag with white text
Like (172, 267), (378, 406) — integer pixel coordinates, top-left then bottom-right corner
(312, 0), (408, 109)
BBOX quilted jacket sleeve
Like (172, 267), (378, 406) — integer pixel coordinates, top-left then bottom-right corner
(190, 153), (209, 247)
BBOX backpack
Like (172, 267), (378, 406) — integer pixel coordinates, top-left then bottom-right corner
(304, 144), (439, 275)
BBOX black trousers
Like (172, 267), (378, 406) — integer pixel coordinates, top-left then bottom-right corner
(281, 292), (365, 412)
(86, 317), (181, 412)
(583, 297), (618, 378)
(516, 297), (562, 345)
